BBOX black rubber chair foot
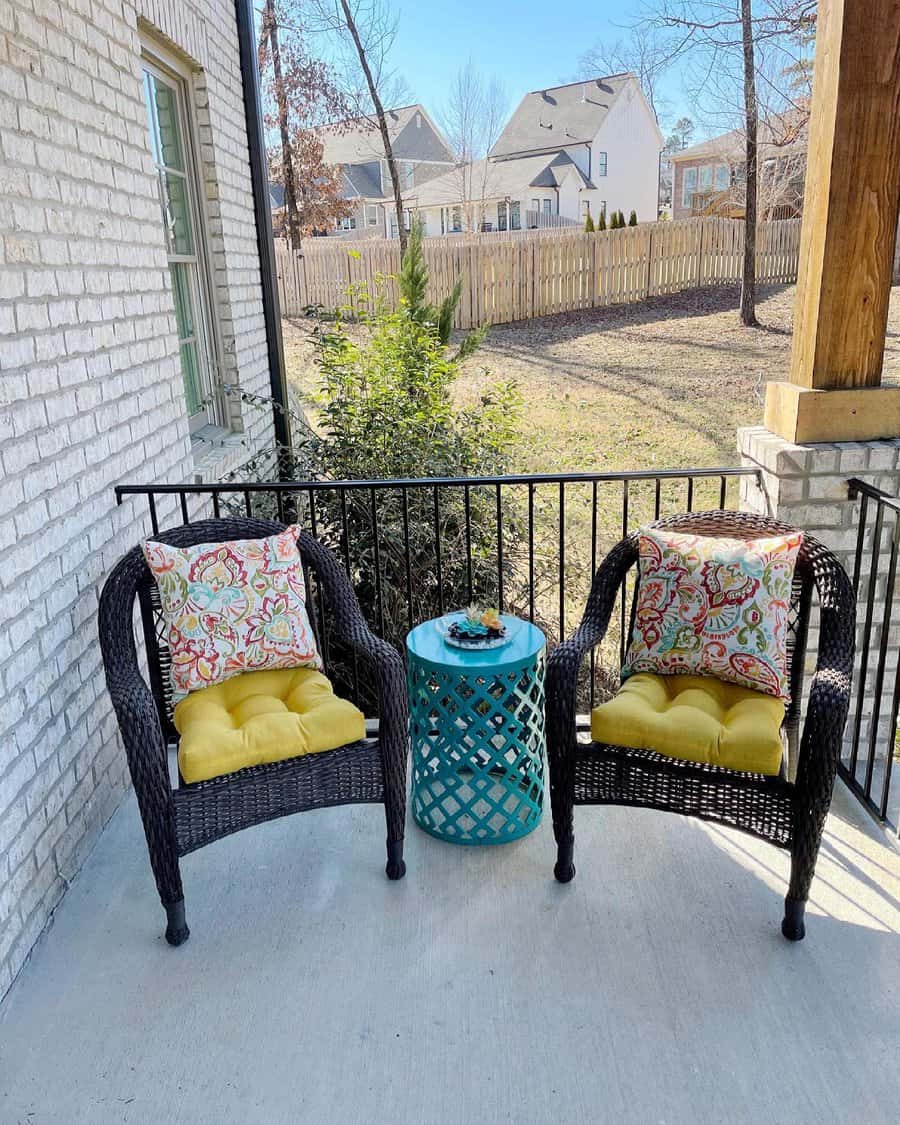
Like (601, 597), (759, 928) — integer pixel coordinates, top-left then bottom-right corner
(554, 861), (576, 883)
(164, 899), (190, 947)
(781, 897), (806, 941)
(554, 837), (575, 883)
(386, 840), (406, 880)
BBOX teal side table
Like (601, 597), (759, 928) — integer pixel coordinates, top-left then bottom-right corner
(406, 616), (546, 845)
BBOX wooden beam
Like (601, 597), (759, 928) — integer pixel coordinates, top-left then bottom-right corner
(765, 382), (900, 444)
(789, 0), (900, 391)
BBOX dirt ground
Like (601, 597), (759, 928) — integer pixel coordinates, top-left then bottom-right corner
(283, 282), (900, 475)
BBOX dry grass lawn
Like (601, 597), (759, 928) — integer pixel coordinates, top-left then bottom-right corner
(284, 283), (900, 475)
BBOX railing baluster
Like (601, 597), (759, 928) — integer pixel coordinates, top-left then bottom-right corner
(496, 483), (504, 613)
(654, 477), (661, 520)
(243, 490), (252, 518)
(339, 489), (360, 706)
(864, 513), (900, 800)
(590, 480), (598, 709)
(850, 501), (885, 783)
(371, 486), (384, 637)
(148, 493), (159, 535)
(180, 492), (189, 523)
(212, 493), (221, 519)
(619, 480), (629, 665)
(558, 481), (565, 641)
(686, 476), (694, 513)
(718, 474), (727, 509)
(433, 485), (443, 617)
(464, 483), (473, 605)
(528, 483), (535, 623)
(402, 486), (413, 633)
(276, 491), (285, 522)
(851, 491), (869, 593)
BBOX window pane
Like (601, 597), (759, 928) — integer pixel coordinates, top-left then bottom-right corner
(510, 200), (520, 230)
(715, 164), (730, 190)
(143, 71), (184, 171)
(542, 198), (552, 215)
(159, 170), (194, 255)
(179, 340), (203, 416)
(169, 263), (195, 341)
(699, 165), (713, 189)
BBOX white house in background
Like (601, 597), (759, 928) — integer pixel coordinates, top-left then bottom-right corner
(404, 74), (664, 235)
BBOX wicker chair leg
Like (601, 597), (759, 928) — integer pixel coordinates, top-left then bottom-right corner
(385, 837), (406, 880)
(781, 896), (806, 942)
(554, 834), (576, 883)
(164, 898), (190, 946)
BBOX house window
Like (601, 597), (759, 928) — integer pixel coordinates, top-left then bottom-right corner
(531, 198), (540, 212)
(542, 198), (553, 216)
(337, 215), (356, 231)
(142, 53), (216, 430)
(452, 206), (462, 233)
(699, 165), (714, 191)
(599, 201), (607, 219)
(715, 164), (730, 191)
(596, 151), (608, 177)
(682, 166), (698, 207)
(365, 204), (378, 227)
(581, 201), (591, 218)
(497, 200), (520, 231)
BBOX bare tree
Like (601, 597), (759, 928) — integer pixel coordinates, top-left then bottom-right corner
(576, 25), (679, 122)
(304, 0), (411, 254)
(439, 62), (508, 232)
(649, 0), (815, 326)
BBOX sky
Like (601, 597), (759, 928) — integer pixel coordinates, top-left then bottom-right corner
(390, 0), (690, 135)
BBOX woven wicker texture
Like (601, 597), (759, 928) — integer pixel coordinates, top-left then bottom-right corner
(546, 511), (855, 940)
(99, 518), (408, 945)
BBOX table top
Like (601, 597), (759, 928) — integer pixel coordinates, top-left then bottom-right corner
(406, 614), (546, 672)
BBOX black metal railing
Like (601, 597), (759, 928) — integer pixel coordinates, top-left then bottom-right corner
(116, 466), (758, 715)
(843, 478), (900, 832)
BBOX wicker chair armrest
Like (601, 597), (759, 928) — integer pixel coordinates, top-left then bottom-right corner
(795, 560), (856, 794)
(546, 534), (639, 753)
(298, 531), (409, 770)
(98, 549), (177, 838)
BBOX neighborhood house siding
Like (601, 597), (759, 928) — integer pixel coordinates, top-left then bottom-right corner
(0, 0), (275, 999)
(589, 80), (661, 223)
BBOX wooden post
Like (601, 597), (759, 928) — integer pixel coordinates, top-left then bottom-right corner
(766, 0), (900, 443)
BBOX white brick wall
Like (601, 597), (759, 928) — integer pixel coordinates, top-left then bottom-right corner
(0, 0), (276, 997)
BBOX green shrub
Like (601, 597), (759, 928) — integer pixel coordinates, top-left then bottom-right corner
(617, 210), (626, 228)
(584, 212), (595, 233)
(609, 211), (619, 229)
(231, 219), (524, 707)
(628, 210), (638, 226)
(597, 210), (607, 231)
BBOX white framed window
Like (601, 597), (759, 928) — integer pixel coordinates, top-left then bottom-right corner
(682, 166), (698, 207)
(365, 204), (378, 227)
(497, 200), (521, 231)
(142, 49), (219, 431)
(699, 164), (714, 191)
(452, 206), (462, 233)
(596, 151), (608, 177)
(337, 215), (356, 231)
(714, 164), (730, 191)
(581, 200), (591, 218)
(542, 198), (553, 216)
(531, 198), (540, 211)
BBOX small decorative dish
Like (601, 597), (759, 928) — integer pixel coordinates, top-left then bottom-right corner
(437, 607), (518, 650)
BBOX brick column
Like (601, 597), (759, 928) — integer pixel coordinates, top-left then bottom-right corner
(739, 426), (900, 809)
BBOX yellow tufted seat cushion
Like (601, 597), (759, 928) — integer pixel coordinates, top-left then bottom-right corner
(173, 668), (366, 784)
(590, 673), (785, 776)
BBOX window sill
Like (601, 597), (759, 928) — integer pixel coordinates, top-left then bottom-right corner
(190, 426), (251, 482)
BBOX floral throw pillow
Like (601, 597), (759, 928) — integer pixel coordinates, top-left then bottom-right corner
(622, 527), (803, 700)
(142, 525), (321, 698)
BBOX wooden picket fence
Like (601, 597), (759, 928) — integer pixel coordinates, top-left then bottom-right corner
(275, 216), (803, 328)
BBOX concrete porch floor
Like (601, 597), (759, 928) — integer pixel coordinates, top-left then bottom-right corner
(1, 782), (898, 1125)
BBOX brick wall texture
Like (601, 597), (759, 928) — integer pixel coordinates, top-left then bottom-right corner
(0, 0), (276, 998)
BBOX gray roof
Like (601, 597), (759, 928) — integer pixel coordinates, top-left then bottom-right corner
(343, 163), (382, 199)
(268, 183), (285, 210)
(403, 151), (592, 208)
(671, 114), (808, 163)
(318, 104), (454, 166)
(490, 74), (634, 158)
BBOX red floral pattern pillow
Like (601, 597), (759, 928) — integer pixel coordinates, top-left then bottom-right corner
(623, 527), (803, 700)
(142, 526), (321, 697)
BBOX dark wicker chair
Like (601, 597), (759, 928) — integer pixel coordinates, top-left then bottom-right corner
(546, 511), (856, 941)
(99, 517), (408, 947)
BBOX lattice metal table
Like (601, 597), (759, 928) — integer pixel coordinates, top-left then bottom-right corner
(406, 617), (546, 845)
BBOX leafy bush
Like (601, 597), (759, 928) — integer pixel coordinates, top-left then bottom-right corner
(232, 220), (524, 708)
(618, 210), (626, 228)
(597, 210), (607, 231)
(628, 210), (638, 226)
(584, 212), (595, 233)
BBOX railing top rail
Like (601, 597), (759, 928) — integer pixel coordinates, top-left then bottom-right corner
(848, 476), (900, 514)
(116, 466), (759, 503)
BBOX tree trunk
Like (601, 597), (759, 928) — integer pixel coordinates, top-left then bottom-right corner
(265, 0), (302, 250)
(338, 0), (408, 256)
(740, 0), (759, 327)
